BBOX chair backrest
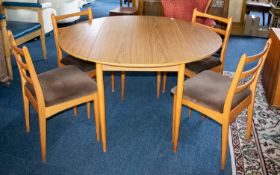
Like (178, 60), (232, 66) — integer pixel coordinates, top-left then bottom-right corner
(51, 7), (93, 64)
(192, 8), (232, 72)
(8, 30), (45, 107)
(161, 0), (212, 21)
(223, 39), (272, 113)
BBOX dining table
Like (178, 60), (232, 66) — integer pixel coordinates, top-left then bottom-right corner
(58, 16), (222, 152)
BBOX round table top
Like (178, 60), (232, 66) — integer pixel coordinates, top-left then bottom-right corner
(58, 16), (222, 67)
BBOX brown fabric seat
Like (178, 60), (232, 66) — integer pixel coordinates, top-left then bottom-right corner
(61, 55), (95, 72)
(185, 56), (222, 74)
(171, 70), (251, 112)
(26, 65), (97, 107)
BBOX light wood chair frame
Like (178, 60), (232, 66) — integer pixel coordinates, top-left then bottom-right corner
(185, 8), (233, 77)
(52, 8), (118, 99)
(158, 1), (214, 97)
(8, 31), (100, 162)
(172, 39), (272, 169)
(1, 3), (47, 80)
(51, 8), (95, 76)
(186, 9), (233, 118)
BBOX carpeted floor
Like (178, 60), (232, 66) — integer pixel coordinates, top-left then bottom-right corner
(0, 1), (276, 174)
(225, 72), (280, 175)
(82, 0), (118, 18)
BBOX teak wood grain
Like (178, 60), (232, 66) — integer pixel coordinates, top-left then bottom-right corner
(58, 16), (222, 152)
(59, 16), (222, 67)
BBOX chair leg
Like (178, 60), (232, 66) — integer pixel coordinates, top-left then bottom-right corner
(188, 108), (192, 118)
(246, 102), (254, 142)
(93, 98), (100, 142)
(2, 27), (13, 80)
(221, 123), (229, 170)
(5, 55), (13, 80)
(40, 30), (47, 59)
(156, 72), (161, 98)
(73, 107), (78, 117)
(121, 71), (125, 100)
(111, 72), (115, 92)
(23, 96), (30, 133)
(38, 113), (47, 162)
(172, 95), (176, 144)
(163, 72), (167, 93)
(86, 102), (91, 119)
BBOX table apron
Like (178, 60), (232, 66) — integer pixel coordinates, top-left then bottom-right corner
(102, 64), (179, 72)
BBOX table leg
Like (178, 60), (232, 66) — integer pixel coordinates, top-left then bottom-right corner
(157, 72), (161, 98)
(173, 64), (185, 152)
(121, 71), (125, 100)
(96, 63), (107, 152)
(172, 94), (176, 145)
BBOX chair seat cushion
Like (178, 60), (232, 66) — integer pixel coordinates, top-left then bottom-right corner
(161, 0), (210, 21)
(161, 0), (194, 21)
(186, 56), (222, 74)
(7, 21), (41, 39)
(171, 70), (251, 113)
(26, 65), (97, 107)
(109, 7), (138, 15)
(61, 55), (95, 72)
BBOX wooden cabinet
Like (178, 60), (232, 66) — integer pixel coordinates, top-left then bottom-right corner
(142, 0), (163, 16)
(262, 28), (280, 108)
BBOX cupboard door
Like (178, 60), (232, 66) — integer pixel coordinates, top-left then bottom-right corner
(262, 28), (280, 108)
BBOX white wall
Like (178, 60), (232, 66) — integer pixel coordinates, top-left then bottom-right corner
(228, 0), (244, 23)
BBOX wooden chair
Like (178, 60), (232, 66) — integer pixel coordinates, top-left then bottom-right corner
(8, 31), (100, 162)
(185, 9), (232, 77)
(161, 9), (232, 98)
(171, 39), (272, 169)
(1, 1), (47, 80)
(52, 8), (116, 100)
(109, 0), (138, 16)
(159, 1), (214, 97)
(51, 8), (95, 77)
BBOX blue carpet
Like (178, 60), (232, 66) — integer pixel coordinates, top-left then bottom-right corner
(0, 1), (267, 174)
(82, 0), (119, 18)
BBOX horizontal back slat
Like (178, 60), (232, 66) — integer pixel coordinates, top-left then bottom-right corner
(54, 8), (92, 22)
(240, 62), (260, 79)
